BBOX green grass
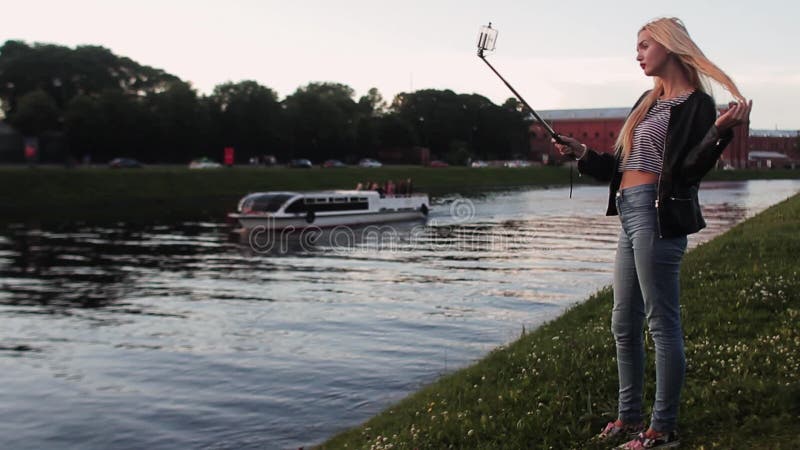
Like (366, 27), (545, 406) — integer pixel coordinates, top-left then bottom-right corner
(703, 168), (800, 182)
(317, 193), (800, 449)
(0, 165), (797, 225)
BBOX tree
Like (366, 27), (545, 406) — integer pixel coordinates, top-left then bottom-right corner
(391, 89), (460, 155)
(1, 39), (186, 162)
(472, 100), (530, 160)
(389, 89), (531, 161)
(358, 87), (387, 116)
(372, 115), (417, 151)
(502, 97), (524, 113)
(147, 81), (211, 162)
(64, 94), (103, 159)
(0, 38), (536, 165)
(282, 82), (361, 161)
(208, 80), (282, 162)
(62, 89), (154, 162)
(8, 89), (60, 136)
(0, 40), (179, 118)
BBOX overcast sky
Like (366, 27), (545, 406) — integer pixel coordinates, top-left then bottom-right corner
(2, 0), (797, 129)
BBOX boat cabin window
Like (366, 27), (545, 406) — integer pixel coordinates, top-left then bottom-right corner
(239, 194), (293, 213)
(285, 196), (370, 213)
(285, 198), (308, 213)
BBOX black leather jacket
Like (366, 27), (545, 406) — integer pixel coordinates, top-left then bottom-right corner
(577, 90), (734, 238)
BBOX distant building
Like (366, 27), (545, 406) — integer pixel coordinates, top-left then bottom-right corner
(748, 129), (800, 163)
(748, 151), (794, 169)
(529, 107), (628, 165)
(529, 104), (750, 168)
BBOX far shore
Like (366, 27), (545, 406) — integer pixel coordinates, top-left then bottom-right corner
(1, 165), (798, 226)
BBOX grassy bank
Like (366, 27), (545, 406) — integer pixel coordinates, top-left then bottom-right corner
(0, 165), (574, 225)
(319, 193), (800, 449)
(0, 165), (798, 225)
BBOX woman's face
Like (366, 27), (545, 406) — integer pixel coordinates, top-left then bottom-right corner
(636, 29), (670, 77)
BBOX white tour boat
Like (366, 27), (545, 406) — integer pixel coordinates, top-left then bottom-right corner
(228, 190), (430, 229)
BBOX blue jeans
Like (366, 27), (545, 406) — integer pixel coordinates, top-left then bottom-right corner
(612, 183), (688, 433)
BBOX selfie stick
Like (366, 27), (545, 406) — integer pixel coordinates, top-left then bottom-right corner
(477, 23), (576, 197)
(477, 24), (564, 145)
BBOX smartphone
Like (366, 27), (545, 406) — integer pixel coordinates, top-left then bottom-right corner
(477, 25), (498, 52)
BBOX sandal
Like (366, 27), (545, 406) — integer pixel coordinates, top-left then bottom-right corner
(594, 419), (645, 443)
(615, 429), (680, 449)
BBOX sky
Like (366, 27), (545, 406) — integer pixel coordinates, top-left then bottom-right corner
(2, 0), (798, 129)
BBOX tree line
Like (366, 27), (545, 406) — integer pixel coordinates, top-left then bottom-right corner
(0, 40), (531, 165)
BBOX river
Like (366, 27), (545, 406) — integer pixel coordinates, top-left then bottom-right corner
(0, 180), (798, 449)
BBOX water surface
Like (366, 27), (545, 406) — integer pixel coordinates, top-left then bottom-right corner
(1, 180), (797, 449)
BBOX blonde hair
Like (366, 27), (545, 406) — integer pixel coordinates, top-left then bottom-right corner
(616, 17), (744, 159)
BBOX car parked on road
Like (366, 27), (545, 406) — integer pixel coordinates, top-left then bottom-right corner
(189, 157), (222, 169)
(323, 159), (347, 168)
(504, 160), (532, 168)
(108, 158), (143, 168)
(289, 159), (313, 168)
(358, 158), (382, 168)
(428, 160), (449, 168)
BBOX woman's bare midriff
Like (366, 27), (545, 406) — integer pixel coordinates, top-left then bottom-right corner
(619, 170), (659, 190)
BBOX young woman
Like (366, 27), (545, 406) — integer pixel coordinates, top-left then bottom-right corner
(554, 17), (751, 449)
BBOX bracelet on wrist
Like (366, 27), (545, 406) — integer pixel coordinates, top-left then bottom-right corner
(575, 144), (588, 160)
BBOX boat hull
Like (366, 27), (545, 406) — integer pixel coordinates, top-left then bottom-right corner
(230, 209), (427, 230)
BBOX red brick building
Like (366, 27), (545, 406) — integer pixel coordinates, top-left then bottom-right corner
(748, 129), (800, 160)
(529, 104), (750, 168)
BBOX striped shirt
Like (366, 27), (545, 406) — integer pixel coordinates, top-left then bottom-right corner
(619, 90), (694, 173)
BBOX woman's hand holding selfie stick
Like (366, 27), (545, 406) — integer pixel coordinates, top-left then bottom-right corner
(552, 136), (588, 160)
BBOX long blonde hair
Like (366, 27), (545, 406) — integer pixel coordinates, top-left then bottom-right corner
(616, 17), (744, 159)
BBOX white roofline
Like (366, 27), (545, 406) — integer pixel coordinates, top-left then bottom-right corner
(749, 129), (800, 138)
(748, 151), (790, 159)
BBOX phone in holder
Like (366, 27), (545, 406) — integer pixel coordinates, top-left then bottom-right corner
(477, 24), (498, 54)
(475, 22), (573, 196)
